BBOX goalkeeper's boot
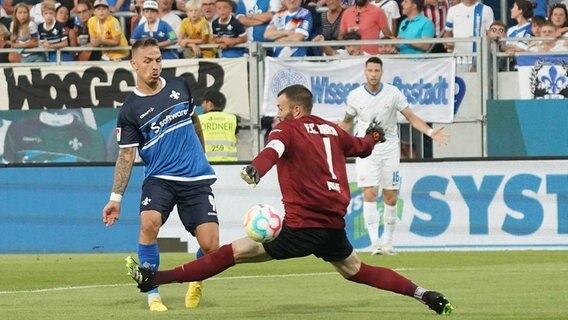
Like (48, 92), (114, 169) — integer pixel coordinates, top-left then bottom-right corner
(185, 281), (203, 308)
(422, 291), (454, 315)
(125, 256), (157, 293)
(149, 297), (168, 312)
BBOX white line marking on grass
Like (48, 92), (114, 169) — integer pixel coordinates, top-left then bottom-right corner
(0, 269), (415, 295)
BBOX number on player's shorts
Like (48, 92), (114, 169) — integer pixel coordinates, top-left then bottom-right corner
(392, 171), (400, 183)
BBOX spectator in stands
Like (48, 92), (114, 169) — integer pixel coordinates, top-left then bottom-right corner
(56, 3), (77, 45)
(528, 21), (565, 51)
(200, 0), (216, 25)
(422, 0), (448, 53)
(339, 0), (392, 55)
(212, 0), (248, 57)
(397, 0), (435, 54)
(486, 20), (509, 71)
(264, 0), (312, 57)
(315, 29), (371, 55)
(373, 0), (401, 37)
(318, 0), (344, 42)
(9, 3), (45, 62)
(198, 90), (239, 162)
(179, 0), (216, 58)
(88, 0), (129, 61)
(235, 0), (281, 43)
(139, 0), (182, 39)
(549, 3), (568, 37)
(129, 0), (145, 31)
(0, 22), (9, 62)
(130, 0), (178, 59)
(31, 0), (61, 24)
(503, 0), (534, 57)
(74, 0), (100, 60)
(444, 0), (494, 70)
(529, 15), (546, 46)
(38, 0), (73, 61)
(2, 0), (14, 16)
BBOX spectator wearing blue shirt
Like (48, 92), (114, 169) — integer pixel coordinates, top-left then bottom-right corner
(235, 0), (281, 42)
(397, 0), (435, 54)
(130, 0), (178, 59)
(212, 0), (248, 57)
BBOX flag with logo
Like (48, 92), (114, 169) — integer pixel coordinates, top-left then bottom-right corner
(517, 55), (568, 99)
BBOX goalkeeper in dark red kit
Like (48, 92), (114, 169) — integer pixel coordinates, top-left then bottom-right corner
(126, 84), (454, 315)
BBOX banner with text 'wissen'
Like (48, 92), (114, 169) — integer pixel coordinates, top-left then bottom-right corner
(263, 57), (456, 123)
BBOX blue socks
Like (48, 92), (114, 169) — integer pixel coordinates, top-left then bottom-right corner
(138, 243), (160, 295)
(196, 247), (204, 259)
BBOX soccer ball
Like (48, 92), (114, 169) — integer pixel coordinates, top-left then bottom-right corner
(243, 204), (283, 243)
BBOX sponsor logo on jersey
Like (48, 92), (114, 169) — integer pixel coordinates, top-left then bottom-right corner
(140, 107), (155, 119)
(149, 108), (188, 134)
(22, 136), (42, 143)
(116, 128), (121, 142)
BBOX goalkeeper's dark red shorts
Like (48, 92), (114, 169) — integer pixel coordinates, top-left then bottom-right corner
(263, 221), (353, 262)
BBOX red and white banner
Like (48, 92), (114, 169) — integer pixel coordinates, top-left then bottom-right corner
(262, 57), (456, 123)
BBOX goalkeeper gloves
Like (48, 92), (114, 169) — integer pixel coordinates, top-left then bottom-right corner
(365, 121), (386, 143)
(240, 165), (260, 185)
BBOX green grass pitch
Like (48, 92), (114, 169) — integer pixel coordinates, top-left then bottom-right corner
(1, 251), (567, 319)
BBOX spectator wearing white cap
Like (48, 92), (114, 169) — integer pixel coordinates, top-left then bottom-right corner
(87, 0), (129, 60)
(138, 0), (181, 34)
(130, 0), (178, 59)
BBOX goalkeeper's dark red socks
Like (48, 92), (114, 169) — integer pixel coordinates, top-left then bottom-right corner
(348, 262), (418, 297)
(152, 244), (235, 286)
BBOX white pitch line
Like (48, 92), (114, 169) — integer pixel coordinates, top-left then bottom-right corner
(0, 269), (415, 296)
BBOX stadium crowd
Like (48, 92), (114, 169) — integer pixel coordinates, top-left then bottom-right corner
(0, 0), (567, 63)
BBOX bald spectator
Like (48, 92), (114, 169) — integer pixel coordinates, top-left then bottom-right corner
(339, 0), (392, 55)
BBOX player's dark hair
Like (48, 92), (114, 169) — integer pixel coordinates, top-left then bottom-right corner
(278, 85), (313, 114)
(365, 56), (383, 67)
(131, 38), (159, 55)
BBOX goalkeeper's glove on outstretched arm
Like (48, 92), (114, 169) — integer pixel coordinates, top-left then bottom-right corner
(240, 165), (260, 185)
(365, 121), (386, 143)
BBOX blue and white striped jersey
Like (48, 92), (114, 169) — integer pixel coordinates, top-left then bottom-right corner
(117, 77), (216, 182)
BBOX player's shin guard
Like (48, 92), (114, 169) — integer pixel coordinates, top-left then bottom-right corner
(363, 202), (380, 247)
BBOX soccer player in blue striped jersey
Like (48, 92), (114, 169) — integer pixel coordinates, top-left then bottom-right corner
(102, 38), (219, 312)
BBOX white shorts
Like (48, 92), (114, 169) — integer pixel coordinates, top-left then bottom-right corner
(355, 147), (401, 189)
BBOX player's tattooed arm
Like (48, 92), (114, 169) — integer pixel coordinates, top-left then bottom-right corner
(111, 147), (136, 195)
(192, 113), (206, 152)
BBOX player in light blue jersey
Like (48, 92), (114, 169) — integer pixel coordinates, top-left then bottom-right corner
(102, 38), (219, 312)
